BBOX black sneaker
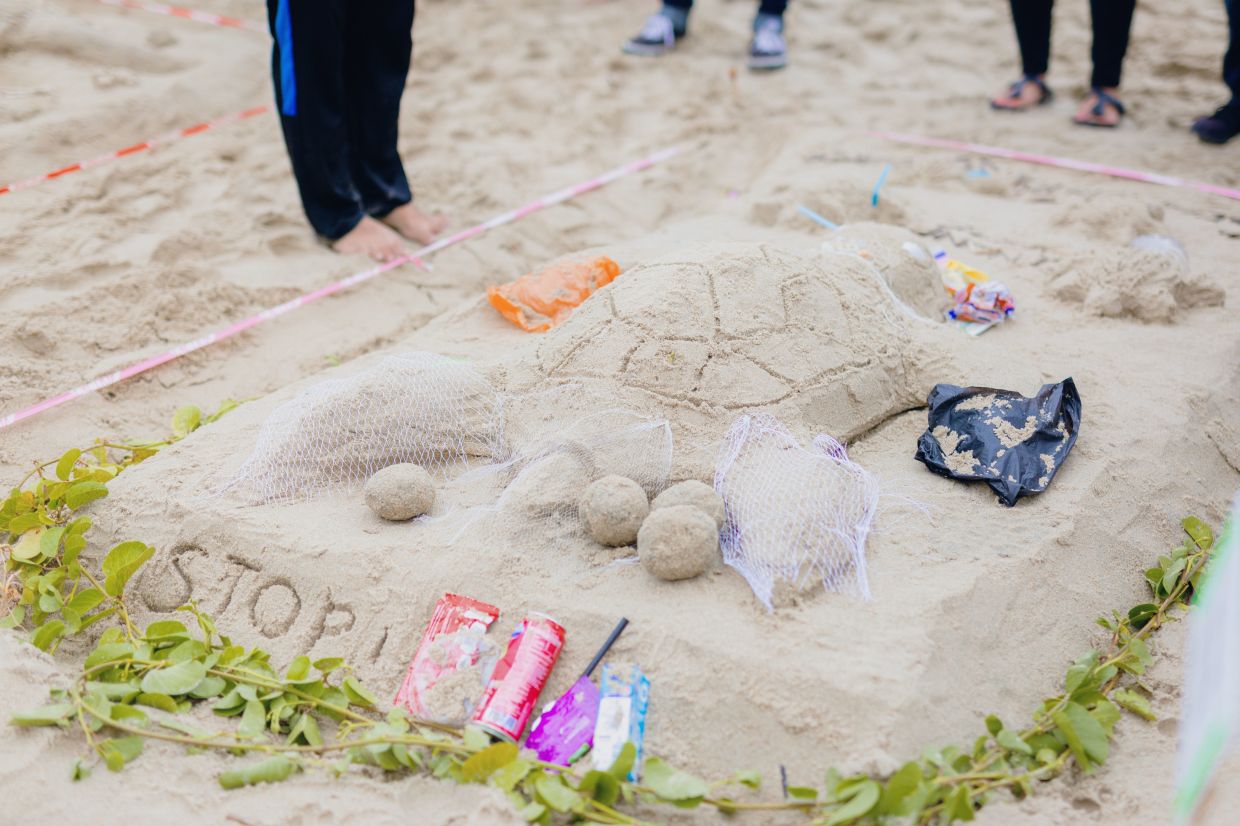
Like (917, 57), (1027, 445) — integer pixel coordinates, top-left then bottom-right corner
(748, 18), (787, 71)
(623, 14), (682, 57)
(1192, 103), (1240, 145)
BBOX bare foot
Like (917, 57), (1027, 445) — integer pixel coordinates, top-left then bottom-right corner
(331, 216), (407, 262)
(991, 75), (1051, 111)
(1073, 88), (1124, 127)
(381, 203), (449, 246)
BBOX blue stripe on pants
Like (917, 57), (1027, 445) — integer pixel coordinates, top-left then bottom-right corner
(275, 0), (297, 116)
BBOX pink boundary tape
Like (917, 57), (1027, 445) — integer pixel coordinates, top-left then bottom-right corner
(0, 146), (682, 431)
(0, 104), (272, 197)
(869, 131), (1240, 202)
(96, 0), (268, 34)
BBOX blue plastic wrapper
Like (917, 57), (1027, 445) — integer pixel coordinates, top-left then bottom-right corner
(915, 378), (1081, 507)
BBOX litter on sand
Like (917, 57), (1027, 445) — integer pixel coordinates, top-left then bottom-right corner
(487, 256), (621, 332)
(590, 663), (651, 782)
(525, 617), (629, 765)
(934, 251), (1015, 335)
(915, 378), (1081, 506)
(394, 594), (500, 724)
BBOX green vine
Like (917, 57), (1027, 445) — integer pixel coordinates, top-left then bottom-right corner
(1, 406), (1222, 825)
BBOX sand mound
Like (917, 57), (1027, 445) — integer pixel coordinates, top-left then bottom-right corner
(534, 241), (944, 441)
(821, 222), (946, 320)
(1049, 248), (1225, 323)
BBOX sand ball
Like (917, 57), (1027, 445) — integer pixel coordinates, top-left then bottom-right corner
(364, 463), (435, 521)
(651, 480), (725, 529)
(638, 505), (719, 582)
(579, 475), (649, 546)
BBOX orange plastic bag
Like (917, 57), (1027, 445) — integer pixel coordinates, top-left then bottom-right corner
(486, 257), (621, 333)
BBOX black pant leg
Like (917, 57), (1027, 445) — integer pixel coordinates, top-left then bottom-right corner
(664, 0), (693, 9)
(344, 0), (416, 219)
(1009, 0), (1054, 77)
(267, 0), (365, 240)
(758, 0), (788, 15)
(1089, 0), (1136, 88)
(1225, 0), (1239, 103)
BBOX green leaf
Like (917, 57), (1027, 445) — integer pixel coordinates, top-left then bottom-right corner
(984, 715), (1003, 736)
(134, 692), (179, 713)
(140, 659), (206, 696)
(492, 758), (533, 792)
(606, 741), (636, 780)
(644, 757), (710, 806)
(189, 675), (227, 700)
(11, 703), (74, 727)
(287, 712), (323, 747)
(172, 406), (202, 438)
(788, 786), (819, 800)
(39, 526), (66, 560)
(1183, 516), (1213, 550)
(219, 755), (299, 789)
(733, 769), (762, 790)
(461, 742), (518, 783)
(102, 541), (153, 597)
(1162, 557), (1188, 594)
(65, 480), (109, 510)
(144, 620), (190, 642)
(1091, 699), (1121, 734)
(824, 779), (881, 826)
(997, 728), (1034, 755)
(878, 762), (924, 816)
(85, 641), (134, 670)
(1113, 688), (1156, 722)
(1128, 604), (1158, 631)
(578, 770), (621, 805)
(11, 530), (42, 561)
(534, 774), (584, 813)
(944, 785), (975, 822)
(56, 448), (82, 481)
(1051, 701), (1109, 772)
(238, 700), (266, 739)
(313, 657), (344, 674)
(31, 619), (65, 652)
(66, 588), (105, 616)
(0, 606), (25, 629)
(72, 760), (91, 781)
(98, 736), (143, 771)
(342, 676), (377, 708)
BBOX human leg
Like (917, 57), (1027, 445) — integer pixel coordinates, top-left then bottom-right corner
(992, 0), (1055, 110)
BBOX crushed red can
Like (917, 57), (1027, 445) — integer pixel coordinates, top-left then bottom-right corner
(394, 593), (500, 722)
(471, 612), (565, 741)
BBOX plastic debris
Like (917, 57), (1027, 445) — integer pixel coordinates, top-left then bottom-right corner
(915, 378), (1081, 506)
(934, 252), (1015, 335)
(487, 256), (621, 333)
(590, 664), (650, 781)
(394, 594), (499, 724)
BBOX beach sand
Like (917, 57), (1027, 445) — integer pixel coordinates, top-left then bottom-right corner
(1, 0), (1238, 823)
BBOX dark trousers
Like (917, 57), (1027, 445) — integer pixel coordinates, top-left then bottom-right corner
(1008, 0), (1136, 89)
(266, 0), (415, 241)
(666, 0), (789, 15)
(1226, 0), (1239, 102)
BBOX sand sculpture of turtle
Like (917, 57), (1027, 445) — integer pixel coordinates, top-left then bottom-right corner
(532, 239), (953, 441)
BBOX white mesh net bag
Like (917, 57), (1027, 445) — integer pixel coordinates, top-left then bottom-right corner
(226, 352), (504, 503)
(449, 405), (673, 527)
(714, 413), (879, 608)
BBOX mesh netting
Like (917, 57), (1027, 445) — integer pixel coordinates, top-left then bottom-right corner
(225, 353), (505, 503)
(448, 406), (673, 530)
(714, 413), (879, 608)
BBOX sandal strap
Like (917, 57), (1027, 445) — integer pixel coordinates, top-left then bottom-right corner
(1007, 75), (1052, 102)
(1090, 87), (1126, 117)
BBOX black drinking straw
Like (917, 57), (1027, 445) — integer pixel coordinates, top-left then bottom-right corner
(582, 618), (629, 678)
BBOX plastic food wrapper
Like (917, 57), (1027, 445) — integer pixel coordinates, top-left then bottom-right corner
(590, 664), (650, 781)
(487, 256), (621, 333)
(935, 252), (1015, 335)
(526, 618), (628, 765)
(915, 378), (1081, 507)
(394, 594), (499, 724)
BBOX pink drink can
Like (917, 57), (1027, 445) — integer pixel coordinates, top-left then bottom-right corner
(472, 612), (565, 741)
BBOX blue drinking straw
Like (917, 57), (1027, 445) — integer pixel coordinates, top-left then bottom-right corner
(796, 204), (840, 230)
(872, 163), (892, 207)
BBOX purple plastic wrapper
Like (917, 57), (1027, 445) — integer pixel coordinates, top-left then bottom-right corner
(524, 675), (600, 765)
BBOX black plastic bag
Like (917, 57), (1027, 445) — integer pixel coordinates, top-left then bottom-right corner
(915, 378), (1081, 506)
